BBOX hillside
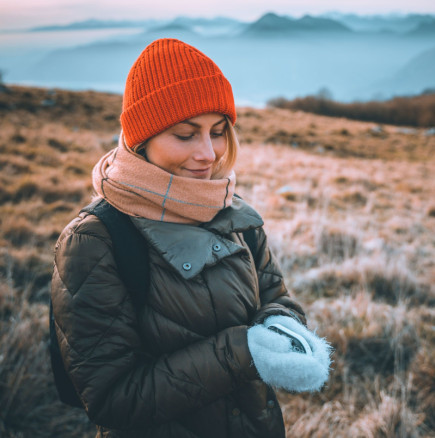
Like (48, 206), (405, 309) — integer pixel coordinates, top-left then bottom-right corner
(6, 20), (435, 103)
(0, 85), (434, 437)
(386, 46), (435, 94)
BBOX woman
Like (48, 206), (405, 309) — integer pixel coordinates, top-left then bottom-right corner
(51, 38), (330, 438)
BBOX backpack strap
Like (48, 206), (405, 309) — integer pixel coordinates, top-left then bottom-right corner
(49, 300), (84, 408)
(81, 199), (149, 309)
(242, 228), (258, 265)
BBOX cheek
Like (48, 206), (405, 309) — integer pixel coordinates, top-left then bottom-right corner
(147, 141), (190, 170)
(214, 138), (227, 160)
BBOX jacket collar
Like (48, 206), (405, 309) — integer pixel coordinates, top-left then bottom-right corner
(201, 196), (264, 234)
(130, 197), (263, 279)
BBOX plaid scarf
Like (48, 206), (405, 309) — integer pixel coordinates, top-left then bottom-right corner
(92, 134), (235, 224)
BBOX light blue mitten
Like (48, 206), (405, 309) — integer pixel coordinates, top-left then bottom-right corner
(247, 315), (332, 392)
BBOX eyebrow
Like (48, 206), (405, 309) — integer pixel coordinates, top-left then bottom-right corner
(179, 117), (226, 128)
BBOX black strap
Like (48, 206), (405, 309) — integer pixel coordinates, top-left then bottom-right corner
(49, 300), (84, 408)
(81, 199), (150, 309)
(242, 228), (258, 265)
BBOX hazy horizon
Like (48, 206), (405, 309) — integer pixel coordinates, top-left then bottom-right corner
(1, 7), (434, 105)
(1, 0), (435, 31)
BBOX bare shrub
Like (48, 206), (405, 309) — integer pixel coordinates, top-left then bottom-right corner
(47, 138), (68, 152)
(0, 187), (12, 205)
(265, 129), (301, 145)
(284, 400), (352, 437)
(344, 327), (418, 375)
(2, 217), (35, 247)
(0, 239), (53, 302)
(41, 188), (84, 204)
(268, 93), (435, 127)
(0, 274), (94, 438)
(292, 255), (424, 305)
(305, 294), (426, 433)
(410, 347), (435, 432)
(316, 227), (360, 261)
(10, 134), (26, 144)
(332, 189), (368, 208)
(0, 156), (31, 174)
(8, 176), (88, 206)
(12, 179), (39, 203)
(308, 294), (417, 364)
(66, 165), (86, 175)
(348, 392), (424, 438)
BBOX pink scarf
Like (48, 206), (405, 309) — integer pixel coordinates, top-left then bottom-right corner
(92, 135), (235, 224)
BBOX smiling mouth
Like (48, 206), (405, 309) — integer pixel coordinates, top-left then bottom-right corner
(183, 167), (212, 179)
(186, 168), (211, 174)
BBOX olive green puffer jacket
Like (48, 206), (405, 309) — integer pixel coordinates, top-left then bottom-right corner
(51, 197), (306, 438)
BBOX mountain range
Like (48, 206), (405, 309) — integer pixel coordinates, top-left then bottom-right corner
(5, 12), (435, 104)
(30, 12), (435, 36)
(321, 12), (435, 33)
(241, 13), (351, 36)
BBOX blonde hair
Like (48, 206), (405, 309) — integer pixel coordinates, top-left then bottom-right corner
(132, 115), (239, 180)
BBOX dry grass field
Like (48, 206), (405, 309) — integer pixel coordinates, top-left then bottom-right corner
(0, 85), (434, 437)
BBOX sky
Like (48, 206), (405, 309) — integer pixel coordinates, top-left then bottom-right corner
(1, 0), (435, 30)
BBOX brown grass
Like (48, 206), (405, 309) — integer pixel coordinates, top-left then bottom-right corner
(0, 85), (434, 437)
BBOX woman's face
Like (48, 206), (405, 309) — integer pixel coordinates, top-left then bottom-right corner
(144, 113), (227, 180)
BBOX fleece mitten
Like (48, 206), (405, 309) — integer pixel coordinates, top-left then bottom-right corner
(247, 315), (332, 392)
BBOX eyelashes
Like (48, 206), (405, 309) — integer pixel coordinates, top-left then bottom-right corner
(175, 134), (194, 141)
(174, 132), (224, 141)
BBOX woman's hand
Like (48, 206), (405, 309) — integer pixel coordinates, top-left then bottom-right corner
(247, 315), (332, 393)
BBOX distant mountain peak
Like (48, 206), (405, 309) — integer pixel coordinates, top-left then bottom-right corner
(243, 12), (350, 35)
(254, 12), (293, 28)
(261, 12), (282, 19)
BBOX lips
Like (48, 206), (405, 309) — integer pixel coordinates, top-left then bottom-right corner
(184, 167), (212, 178)
(186, 167), (210, 173)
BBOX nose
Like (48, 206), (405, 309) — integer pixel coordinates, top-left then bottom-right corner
(193, 135), (216, 163)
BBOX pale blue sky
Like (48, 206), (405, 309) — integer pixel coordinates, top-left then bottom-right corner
(1, 0), (435, 30)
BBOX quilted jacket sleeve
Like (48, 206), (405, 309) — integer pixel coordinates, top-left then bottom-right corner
(51, 214), (257, 430)
(248, 227), (306, 326)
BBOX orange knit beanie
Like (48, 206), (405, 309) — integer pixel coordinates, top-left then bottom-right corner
(120, 38), (236, 148)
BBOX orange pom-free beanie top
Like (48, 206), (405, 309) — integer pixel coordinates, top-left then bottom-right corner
(120, 38), (236, 148)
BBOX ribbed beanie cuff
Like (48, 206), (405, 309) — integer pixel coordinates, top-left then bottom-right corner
(120, 39), (236, 148)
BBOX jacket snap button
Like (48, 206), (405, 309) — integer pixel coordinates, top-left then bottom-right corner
(213, 244), (221, 252)
(267, 400), (275, 409)
(232, 408), (240, 416)
(182, 263), (192, 271)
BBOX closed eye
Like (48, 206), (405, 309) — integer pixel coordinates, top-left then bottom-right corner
(175, 134), (194, 141)
(175, 132), (224, 140)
